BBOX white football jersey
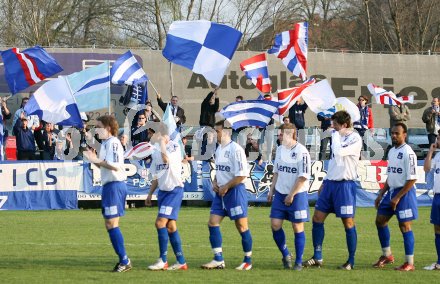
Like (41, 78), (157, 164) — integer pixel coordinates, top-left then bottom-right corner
(98, 136), (127, 185)
(150, 140), (183, 191)
(430, 152), (440, 194)
(386, 143), (417, 189)
(325, 131), (362, 181)
(273, 143), (311, 195)
(215, 141), (248, 187)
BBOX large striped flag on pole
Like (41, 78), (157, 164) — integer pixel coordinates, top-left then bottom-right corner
(221, 100), (280, 130)
(367, 83), (414, 106)
(277, 78), (316, 115)
(110, 50), (148, 85)
(66, 62), (110, 112)
(1, 46), (63, 95)
(240, 53), (271, 93)
(268, 22), (308, 80)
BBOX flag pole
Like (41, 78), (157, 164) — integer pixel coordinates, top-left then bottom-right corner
(108, 60), (111, 115)
(169, 62), (174, 98)
(148, 79), (159, 96)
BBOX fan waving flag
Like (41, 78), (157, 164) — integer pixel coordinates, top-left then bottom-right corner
(23, 77), (82, 127)
(277, 78), (315, 115)
(268, 22), (308, 80)
(1, 46), (63, 95)
(162, 20), (242, 86)
(240, 53), (271, 93)
(367, 83), (414, 106)
(110, 50), (148, 85)
(66, 62), (110, 112)
(221, 100), (279, 130)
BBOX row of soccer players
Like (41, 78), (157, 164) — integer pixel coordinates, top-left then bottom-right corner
(84, 113), (440, 272)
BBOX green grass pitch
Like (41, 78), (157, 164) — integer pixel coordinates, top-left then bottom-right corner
(1, 206), (439, 283)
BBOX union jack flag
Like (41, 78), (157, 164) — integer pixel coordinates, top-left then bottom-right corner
(1, 46), (63, 95)
(268, 22), (308, 80)
(240, 53), (271, 93)
(277, 78), (315, 115)
(367, 83), (414, 106)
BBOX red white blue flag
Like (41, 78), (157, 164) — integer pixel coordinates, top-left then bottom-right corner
(240, 53), (271, 93)
(1, 46), (63, 95)
(277, 78), (315, 115)
(268, 22), (308, 80)
(367, 83), (414, 106)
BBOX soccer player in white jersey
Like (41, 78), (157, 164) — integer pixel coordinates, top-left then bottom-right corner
(84, 115), (131, 272)
(201, 120), (253, 270)
(146, 124), (187, 271)
(303, 111), (362, 270)
(423, 131), (440, 270)
(374, 122), (418, 271)
(268, 123), (311, 270)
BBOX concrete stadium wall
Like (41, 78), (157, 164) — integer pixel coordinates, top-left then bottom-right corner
(1, 48), (439, 129)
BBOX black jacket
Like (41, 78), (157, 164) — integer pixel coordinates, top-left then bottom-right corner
(157, 97), (186, 126)
(199, 91), (219, 127)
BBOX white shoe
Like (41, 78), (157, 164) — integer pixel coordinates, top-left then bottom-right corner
(148, 258), (168, 270)
(235, 262), (252, 270)
(201, 259), (225, 269)
(168, 263), (188, 270)
(423, 262), (440, 270)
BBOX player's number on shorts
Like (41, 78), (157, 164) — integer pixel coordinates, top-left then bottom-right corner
(0, 196), (8, 209)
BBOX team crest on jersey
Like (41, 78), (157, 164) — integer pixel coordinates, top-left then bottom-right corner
(397, 152), (403, 159)
(224, 151), (230, 158)
(291, 152), (296, 159)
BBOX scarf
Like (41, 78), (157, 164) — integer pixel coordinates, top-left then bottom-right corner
(354, 104), (369, 130)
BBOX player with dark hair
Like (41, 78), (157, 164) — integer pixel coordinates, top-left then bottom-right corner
(201, 120), (253, 270)
(303, 110), (362, 270)
(146, 122), (187, 271)
(373, 122), (418, 271)
(268, 123), (311, 270)
(84, 115), (131, 272)
(423, 130), (440, 270)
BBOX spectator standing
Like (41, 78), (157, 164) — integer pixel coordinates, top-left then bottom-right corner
(389, 95), (411, 129)
(131, 113), (148, 146)
(157, 94), (186, 132)
(14, 112), (36, 160)
(422, 97), (440, 145)
(1, 96), (11, 136)
(354, 95), (374, 151)
(317, 113), (332, 160)
(13, 97), (41, 144)
(199, 88), (220, 128)
(288, 98), (307, 145)
(199, 88), (220, 156)
(42, 122), (57, 160)
(144, 104), (160, 122)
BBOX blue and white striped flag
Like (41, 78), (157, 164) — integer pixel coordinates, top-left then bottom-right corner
(111, 51), (148, 85)
(66, 62), (110, 112)
(221, 100), (280, 130)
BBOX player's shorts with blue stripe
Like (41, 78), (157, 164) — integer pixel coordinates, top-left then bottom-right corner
(270, 191), (309, 223)
(157, 186), (184, 220)
(315, 180), (357, 218)
(377, 186), (418, 222)
(210, 183), (248, 220)
(101, 181), (127, 219)
(431, 194), (440, 225)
